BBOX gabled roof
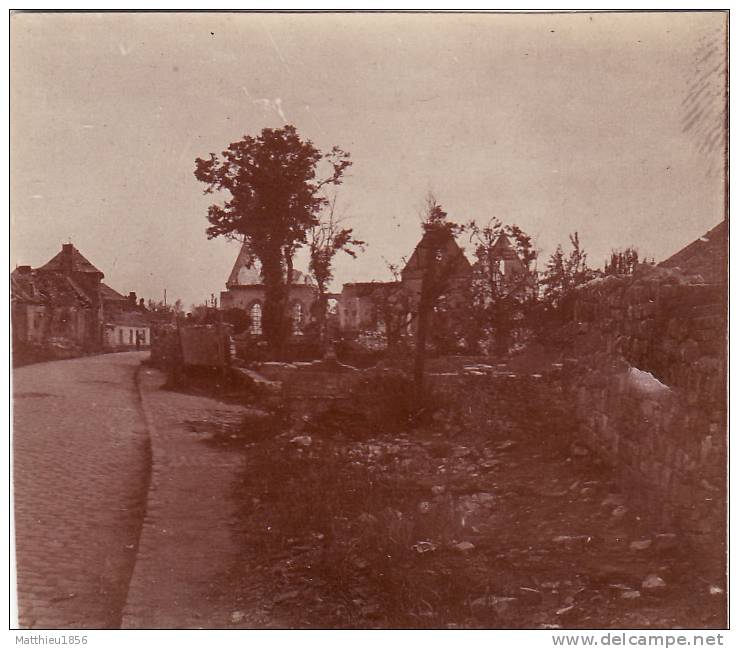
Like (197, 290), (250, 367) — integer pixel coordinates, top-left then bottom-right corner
(401, 229), (472, 281)
(490, 233), (522, 262)
(100, 282), (127, 302)
(226, 242), (257, 287)
(659, 221), (727, 284)
(105, 311), (152, 327)
(226, 241), (315, 287)
(38, 243), (104, 276)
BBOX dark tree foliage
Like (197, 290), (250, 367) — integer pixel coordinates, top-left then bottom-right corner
(222, 307), (251, 335)
(604, 247), (640, 276)
(466, 219), (538, 355)
(540, 232), (597, 309)
(194, 125), (351, 353)
(147, 298), (184, 323)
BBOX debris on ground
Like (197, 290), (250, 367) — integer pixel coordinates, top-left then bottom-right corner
(195, 372), (726, 629)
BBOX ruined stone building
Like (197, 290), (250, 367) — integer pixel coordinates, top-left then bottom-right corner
(477, 232), (536, 298)
(337, 231), (535, 338)
(11, 243), (151, 360)
(337, 281), (399, 332)
(219, 241), (317, 336)
(219, 229), (530, 344)
(336, 229), (473, 335)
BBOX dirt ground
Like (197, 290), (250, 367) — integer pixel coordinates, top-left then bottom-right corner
(189, 372), (726, 630)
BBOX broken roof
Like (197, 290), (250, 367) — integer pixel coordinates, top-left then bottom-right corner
(38, 243), (104, 276)
(11, 268), (92, 307)
(401, 230), (472, 281)
(489, 233), (522, 262)
(226, 242), (315, 287)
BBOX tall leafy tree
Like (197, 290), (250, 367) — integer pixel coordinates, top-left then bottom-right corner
(194, 125), (351, 352)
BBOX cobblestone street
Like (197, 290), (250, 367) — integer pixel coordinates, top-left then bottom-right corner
(13, 352), (150, 629)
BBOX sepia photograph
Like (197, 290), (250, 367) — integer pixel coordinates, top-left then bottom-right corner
(10, 9), (728, 634)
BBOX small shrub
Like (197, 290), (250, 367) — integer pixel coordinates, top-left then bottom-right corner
(352, 369), (444, 432)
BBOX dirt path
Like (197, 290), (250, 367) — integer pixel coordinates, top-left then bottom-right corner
(121, 366), (279, 629)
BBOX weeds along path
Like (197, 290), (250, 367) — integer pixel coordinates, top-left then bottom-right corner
(222, 371), (726, 629)
(121, 366), (281, 629)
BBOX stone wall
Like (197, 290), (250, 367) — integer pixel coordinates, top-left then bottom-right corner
(563, 267), (727, 548)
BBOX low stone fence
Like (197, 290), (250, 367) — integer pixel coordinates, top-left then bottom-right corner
(255, 359), (364, 419)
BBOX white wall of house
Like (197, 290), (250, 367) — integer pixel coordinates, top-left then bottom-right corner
(104, 324), (150, 349)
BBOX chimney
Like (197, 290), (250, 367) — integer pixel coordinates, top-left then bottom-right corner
(62, 243), (74, 255)
(16, 265), (32, 275)
(128, 291), (137, 307)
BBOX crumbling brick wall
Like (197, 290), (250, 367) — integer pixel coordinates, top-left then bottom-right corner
(563, 267), (726, 548)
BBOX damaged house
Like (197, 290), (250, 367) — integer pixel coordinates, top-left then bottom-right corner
(337, 230), (472, 337)
(11, 243), (152, 361)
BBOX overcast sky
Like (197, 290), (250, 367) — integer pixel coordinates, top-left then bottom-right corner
(11, 11), (727, 308)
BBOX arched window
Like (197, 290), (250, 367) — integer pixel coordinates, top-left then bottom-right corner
(292, 301), (304, 334)
(249, 302), (263, 335)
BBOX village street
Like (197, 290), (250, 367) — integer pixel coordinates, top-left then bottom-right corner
(13, 353), (275, 630)
(13, 352), (150, 629)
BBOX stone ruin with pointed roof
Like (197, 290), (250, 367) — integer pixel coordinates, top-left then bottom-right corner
(220, 241), (317, 337)
(11, 243), (153, 360)
(219, 229), (532, 340)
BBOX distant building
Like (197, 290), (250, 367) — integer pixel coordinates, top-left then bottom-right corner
(12, 244), (105, 353)
(338, 281), (399, 332)
(471, 232), (537, 301)
(102, 287), (152, 350)
(337, 228), (472, 337)
(218, 229), (530, 345)
(103, 311), (151, 349)
(399, 227), (472, 291)
(219, 242), (316, 336)
(11, 243), (151, 359)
